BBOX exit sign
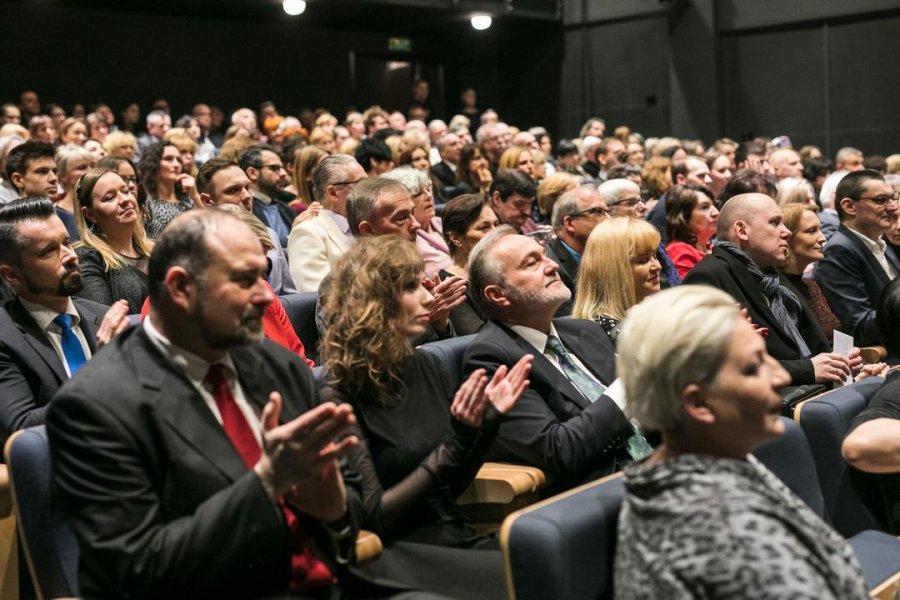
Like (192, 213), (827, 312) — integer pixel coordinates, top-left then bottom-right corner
(388, 37), (412, 52)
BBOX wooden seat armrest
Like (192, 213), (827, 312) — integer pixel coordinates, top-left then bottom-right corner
(860, 346), (887, 365)
(355, 530), (382, 566)
(0, 465), (10, 518)
(458, 463), (548, 505)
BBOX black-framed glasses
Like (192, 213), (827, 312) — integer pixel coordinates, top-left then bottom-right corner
(331, 178), (365, 188)
(607, 196), (644, 208)
(258, 163), (286, 173)
(570, 206), (610, 219)
(856, 194), (899, 206)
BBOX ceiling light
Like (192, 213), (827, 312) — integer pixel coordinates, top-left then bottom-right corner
(471, 14), (492, 30)
(283, 0), (307, 16)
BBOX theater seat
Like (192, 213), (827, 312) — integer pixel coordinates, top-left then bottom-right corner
(793, 377), (891, 536)
(5, 426), (79, 599)
(279, 292), (320, 362)
(418, 334), (476, 391)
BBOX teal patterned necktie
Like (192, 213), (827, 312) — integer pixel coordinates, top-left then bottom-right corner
(545, 335), (653, 461)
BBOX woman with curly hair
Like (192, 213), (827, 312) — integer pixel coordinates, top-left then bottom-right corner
(321, 235), (532, 549)
(137, 140), (197, 238)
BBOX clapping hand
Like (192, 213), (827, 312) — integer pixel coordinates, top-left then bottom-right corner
(451, 355), (533, 428)
(422, 274), (467, 334)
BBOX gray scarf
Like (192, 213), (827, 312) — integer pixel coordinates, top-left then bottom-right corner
(715, 241), (812, 358)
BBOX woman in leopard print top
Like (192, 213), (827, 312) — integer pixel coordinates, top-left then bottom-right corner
(613, 286), (867, 599)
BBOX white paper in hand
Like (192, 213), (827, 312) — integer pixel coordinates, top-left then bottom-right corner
(832, 330), (854, 386)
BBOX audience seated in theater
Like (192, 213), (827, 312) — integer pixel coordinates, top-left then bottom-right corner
(46, 209), (432, 599)
(455, 143), (493, 195)
(545, 184), (609, 316)
(463, 226), (649, 495)
(431, 132), (462, 201)
(769, 148), (804, 182)
(613, 285), (868, 599)
(488, 170), (539, 235)
(287, 154), (365, 292)
(815, 170), (899, 346)
(239, 144), (294, 248)
(716, 168), (777, 207)
(138, 141), (197, 239)
(705, 151), (733, 202)
(355, 137), (395, 178)
(535, 172), (580, 222)
(497, 146), (535, 182)
(6, 141), (59, 205)
(648, 156), (712, 243)
(439, 194), (499, 335)
(72, 167), (153, 313)
(54, 144), (95, 241)
(382, 167), (452, 277)
(321, 235), (531, 548)
(286, 144), (326, 216)
(683, 193), (860, 386)
(664, 184), (719, 279)
(136, 110), (170, 161)
(0, 197), (128, 447)
(196, 157), (297, 295)
(101, 130), (138, 163)
(775, 176), (816, 209)
(734, 140), (773, 175)
(777, 204), (841, 343)
(573, 217), (661, 345)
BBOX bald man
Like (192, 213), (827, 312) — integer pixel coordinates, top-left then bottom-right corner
(769, 149), (804, 181)
(683, 193), (855, 386)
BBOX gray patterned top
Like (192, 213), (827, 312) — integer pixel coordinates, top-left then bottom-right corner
(614, 454), (867, 599)
(144, 194), (194, 239)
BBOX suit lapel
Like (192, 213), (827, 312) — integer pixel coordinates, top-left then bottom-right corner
(886, 243), (900, 275)
(74, 299), (103, 353)
(839, 226), (892, 287)
(320, 213), (351, 252)
(8, 299), (67, 383)
(134, 330), (250, 483)
(558, 321), (616, 385)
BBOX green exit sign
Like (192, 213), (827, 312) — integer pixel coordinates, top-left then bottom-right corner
(388, 37), (412, 52)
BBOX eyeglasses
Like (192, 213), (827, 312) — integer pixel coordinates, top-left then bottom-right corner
(856, 194), (899, 206)
(259, 164), (286, 173)
(570, 207), (610, 219)
(607, 197), (644, 208)
(331, 177), (365, 188)
(121, 176), (138, 186)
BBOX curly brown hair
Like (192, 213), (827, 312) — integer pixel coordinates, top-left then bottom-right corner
(323, 236), (424, 403)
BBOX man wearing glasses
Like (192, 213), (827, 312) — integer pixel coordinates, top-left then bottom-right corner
(287, 155), (366, 292)
(240, 144), (294, 248)
(817, 170), (900, 346)
(545, 185), (609, 316)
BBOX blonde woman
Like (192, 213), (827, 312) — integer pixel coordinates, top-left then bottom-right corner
(573, 217), (662, 344)
(775, 176), (816, 208)
(288, 145), (326, 216)
(55, 144), (95, 240)
(498, 146), (535, 180)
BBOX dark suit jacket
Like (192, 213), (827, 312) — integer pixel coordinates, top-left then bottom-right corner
(463, 318), (633, 495)
(0, 296), (104, 446)
(683, 246), (829, 384)
(815, 224), (900, 346)
(544, 239), (579, 317)
(252, 194), (296, 247)
(431, 161), (456, 190)
(46, 327), (362, 599)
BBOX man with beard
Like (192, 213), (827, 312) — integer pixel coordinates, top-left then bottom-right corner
(46, 209), (435, 599)
(240, 144), (295, 247)
(0, 197), (128, 446)
(462, 226), (642, 495)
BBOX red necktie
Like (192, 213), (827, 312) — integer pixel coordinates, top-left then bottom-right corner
(205, 365), (334, 592)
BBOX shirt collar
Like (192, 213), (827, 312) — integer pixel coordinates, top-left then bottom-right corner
(20, 297), (79, 333)
(143, 316), (235, 386)
(559, 239), (582, 264)
(847, 226), (887, 254)
(323, 208), (351, 237)
(508, 322), (561, 355)
(254, 191), (273, 205)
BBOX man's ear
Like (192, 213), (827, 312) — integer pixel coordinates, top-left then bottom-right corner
(10, 173), (24, 194)
(839, 197), (857, 219)
(0, 264), (21, 288)
(733, 219), (750, 243)
(163, 266), (197, 312)
(674, 174), (686, 186)
(681, 383), (715, 425)
(199, 192), (214, 208)
(483, 284), (510, 309)
(562, 214), (577, 237)
(245, 167), (260, 184)
(490, 190), (502, 208)
(357, 220), (373, 237)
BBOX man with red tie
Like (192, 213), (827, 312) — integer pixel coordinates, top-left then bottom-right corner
(46, 209), (432, 598)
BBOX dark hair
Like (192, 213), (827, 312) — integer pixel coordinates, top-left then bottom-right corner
(553, 139), (578, 158)
(457, 143), (483, 189)
(372, 128), (400, 142)
(5, 140), (55, 182)
(802, 156), (833, 183)
(735, 141), (767, 168)
(607, 164), (642, 181)
(147, 210), (223, 303)
(441, 193), (491, 257)
(718, 169), (777, 205)
(878, 277), (900, 357)
(96, 155), (135, 176)
(864, 155), (887, 173)
(489, 170), (536, 202)
(346, 178), (410, 236)
(0, 197), (55, 265)
(835, 169), (885, 221)
(196, 157), (239, 196)
(136, 141), (176, 205)
(665, 184), (714, 245)
(354, 138), (392, 173)
(238, 143), (279, 172)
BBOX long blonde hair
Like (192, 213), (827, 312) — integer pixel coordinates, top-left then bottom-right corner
(73, 167), (154, 271)
(573, 217), (660, 322)
(323, 236), (423, 403)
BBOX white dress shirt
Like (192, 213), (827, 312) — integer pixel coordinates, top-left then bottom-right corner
(847, 227), (898, 279)
(20, 297), (91, 377)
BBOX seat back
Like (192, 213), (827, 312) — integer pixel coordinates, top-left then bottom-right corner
(5, 426), (80, 599)
(279, 292), (320, 362)
(501, 473), (624, 600)
(794, 377), (890, 536)
(751, 417), (825, 517)
(418, 334), (476, 391)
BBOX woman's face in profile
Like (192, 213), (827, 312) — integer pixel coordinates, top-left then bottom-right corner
(689, 192), (719, 237)
(630, 250), (661, 303)
(702, 318), (791, 453)
(398, 275), (434, 338)
(461, 205), (499, 255)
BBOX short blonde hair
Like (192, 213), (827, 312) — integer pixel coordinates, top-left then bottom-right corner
(102, 130), (137, 157)
(536, 172), (580, 218)
(573, 217), (660, 322)
(617, 285), (739, 432)
(775, 177), (815, 208)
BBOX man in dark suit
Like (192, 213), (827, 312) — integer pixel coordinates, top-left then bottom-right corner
(684, 193), (855, 386)
(0, 197), (125, 446)
(463, 227), (639, 494)
(240, 143), (295, 247)
(544, 184), (609, 316)
(816, 170), (900, 346)
(46, 209), (432, 599)
(431, 132), (462, 202)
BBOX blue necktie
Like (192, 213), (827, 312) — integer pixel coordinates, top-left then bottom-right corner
(545, 335), (653, 461)
(53, 314), (87, 375)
